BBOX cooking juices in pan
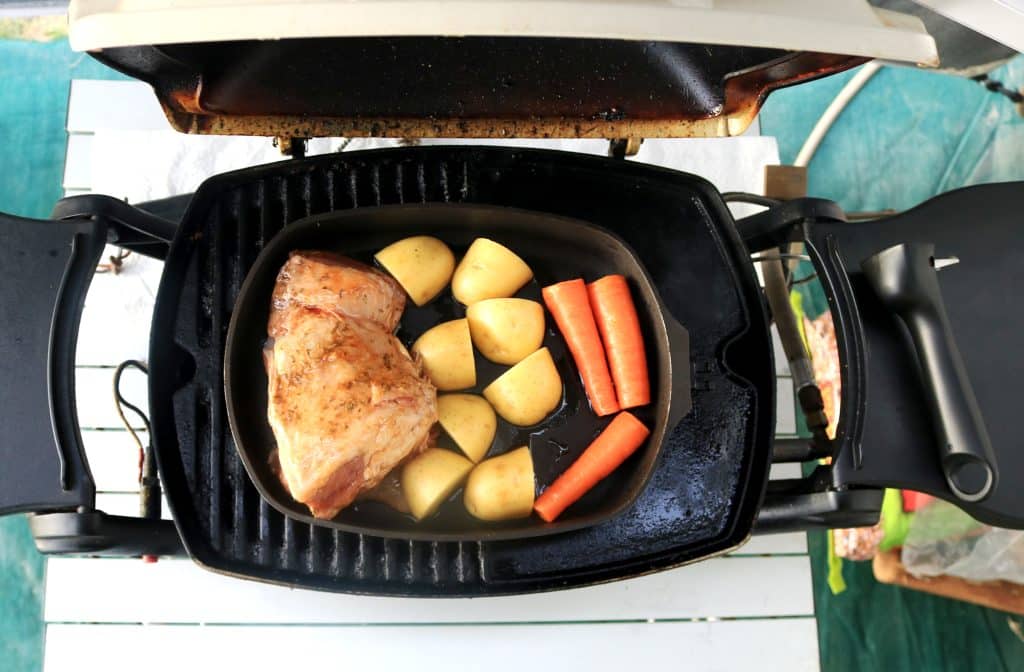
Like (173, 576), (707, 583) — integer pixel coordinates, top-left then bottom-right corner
(225, 204), (689, 541)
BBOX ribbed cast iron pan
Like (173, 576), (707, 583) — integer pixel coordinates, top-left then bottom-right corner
(226, 203), (691, 541)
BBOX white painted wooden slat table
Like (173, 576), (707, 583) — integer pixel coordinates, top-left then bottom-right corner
(45, 80), (819, 672)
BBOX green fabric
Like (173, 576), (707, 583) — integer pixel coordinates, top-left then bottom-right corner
(0, 36), (128, 672)
(808, 529), (1024, 671)
(790, 291), (808, 351)
(793, 259), (829, 321)
(785, 290), (813, 439)
(826, 526), (847, 595)
(763, 54), (1024, 671)
(879, 489), (913, 553)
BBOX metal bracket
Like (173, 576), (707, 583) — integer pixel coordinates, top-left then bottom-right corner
(29, 510), (185, 557)
(607, 138), (643, 159)
(755, 488), (884, 534)
(736, 197), (847, 252)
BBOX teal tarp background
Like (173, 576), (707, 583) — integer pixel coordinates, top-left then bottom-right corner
(0, 38), (127, 218)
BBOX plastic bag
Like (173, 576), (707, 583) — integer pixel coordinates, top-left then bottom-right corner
(901, 499), (1024, 583)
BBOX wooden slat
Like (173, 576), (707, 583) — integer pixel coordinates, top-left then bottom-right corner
(76, 245), (163, 366)
(44, 555), (813, 624)
(75, 366), (149, 430)
(771, 325), (791, 375)
(45, 620), (819, 672)
(93, 493), (172, 520)
(82, 430), (147, 493)
(771, 462), (801, 480)
(67, 80), (169, 133)
(776, 376), (797, 436)
(735, 532), (806, 555)
(88, 129), (285, 203)
(62, 133), (93, 191)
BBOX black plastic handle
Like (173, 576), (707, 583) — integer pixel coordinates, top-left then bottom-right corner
(49, 223), (108, 492)
(0, 198), (180, 518)
(861, 243), (996, 502)
(52, 194), (179, 260)
(0, 213), (104, 515)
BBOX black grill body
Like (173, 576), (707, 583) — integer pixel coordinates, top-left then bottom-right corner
(14, 150), (1024, 578)
(148, 146), (775, 595)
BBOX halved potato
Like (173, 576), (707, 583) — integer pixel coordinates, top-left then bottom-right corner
(483, 347), (562, 426)
(464, 446), (535, 521)
(411, 318), (476, 391)
(375, 235), (455, 306)
(401, 448), (474, 520)
(466, 298), (545, 365)
(451, 238), (533, 305)
(438, 394), (497, 463)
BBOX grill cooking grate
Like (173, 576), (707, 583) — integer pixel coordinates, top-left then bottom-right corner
(149, 147), (774, 595)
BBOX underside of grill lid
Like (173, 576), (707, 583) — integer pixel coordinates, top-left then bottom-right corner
(68, 0), (939, 139)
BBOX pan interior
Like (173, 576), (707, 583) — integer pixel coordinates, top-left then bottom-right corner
(225, 204), (676, 541)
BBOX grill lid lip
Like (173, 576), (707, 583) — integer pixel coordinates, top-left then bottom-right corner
(147, 145), (774, 595)
(68, 0), (938, 66)
(70, 2), (937, 141)
(87, 36), (869, 141)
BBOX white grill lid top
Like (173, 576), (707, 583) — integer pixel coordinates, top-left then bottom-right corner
(69, 0), (938, 66)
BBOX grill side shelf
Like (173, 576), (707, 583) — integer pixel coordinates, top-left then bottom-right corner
(0, 212), (102, 516)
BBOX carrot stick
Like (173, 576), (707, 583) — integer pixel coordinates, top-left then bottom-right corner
(587, 275), (650, 409)
(542, 279), (620, 417)
(534, 411), (650, 523)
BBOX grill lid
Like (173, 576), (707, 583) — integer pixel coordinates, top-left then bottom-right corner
(90, 38), (871, 141)
(69, 1), (937, 140)
(69, 0), (938, 63)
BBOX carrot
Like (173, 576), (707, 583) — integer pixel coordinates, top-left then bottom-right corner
(542, 279), (620, 417)
(534, 411), (650, 522)
(587, 275), (650, 409)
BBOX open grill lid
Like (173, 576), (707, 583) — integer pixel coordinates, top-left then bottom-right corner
(69, 0), (938, 140)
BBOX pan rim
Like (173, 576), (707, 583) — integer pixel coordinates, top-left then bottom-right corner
(224, 201), (679, 542)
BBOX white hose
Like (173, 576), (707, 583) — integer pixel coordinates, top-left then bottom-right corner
(793, 61), (883, 168)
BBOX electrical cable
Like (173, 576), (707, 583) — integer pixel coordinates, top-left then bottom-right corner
(113, 360), (161, 522)
(794, 62), (882, 168)
(722, 192), (780, 208)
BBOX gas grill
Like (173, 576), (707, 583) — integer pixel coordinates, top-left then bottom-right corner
(3, 0), (1024, 596)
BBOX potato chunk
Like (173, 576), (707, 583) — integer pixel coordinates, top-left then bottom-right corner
(438, 394), (497, 463)
(466, 298), (545, 365)
(451, 238), (533, 305)
(411, 318), (476, 391)
(464, 447), (535, 521)
(375, 236), (455, 306)
(483, 347), (562, 425)
(401, 448), (474, 520)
